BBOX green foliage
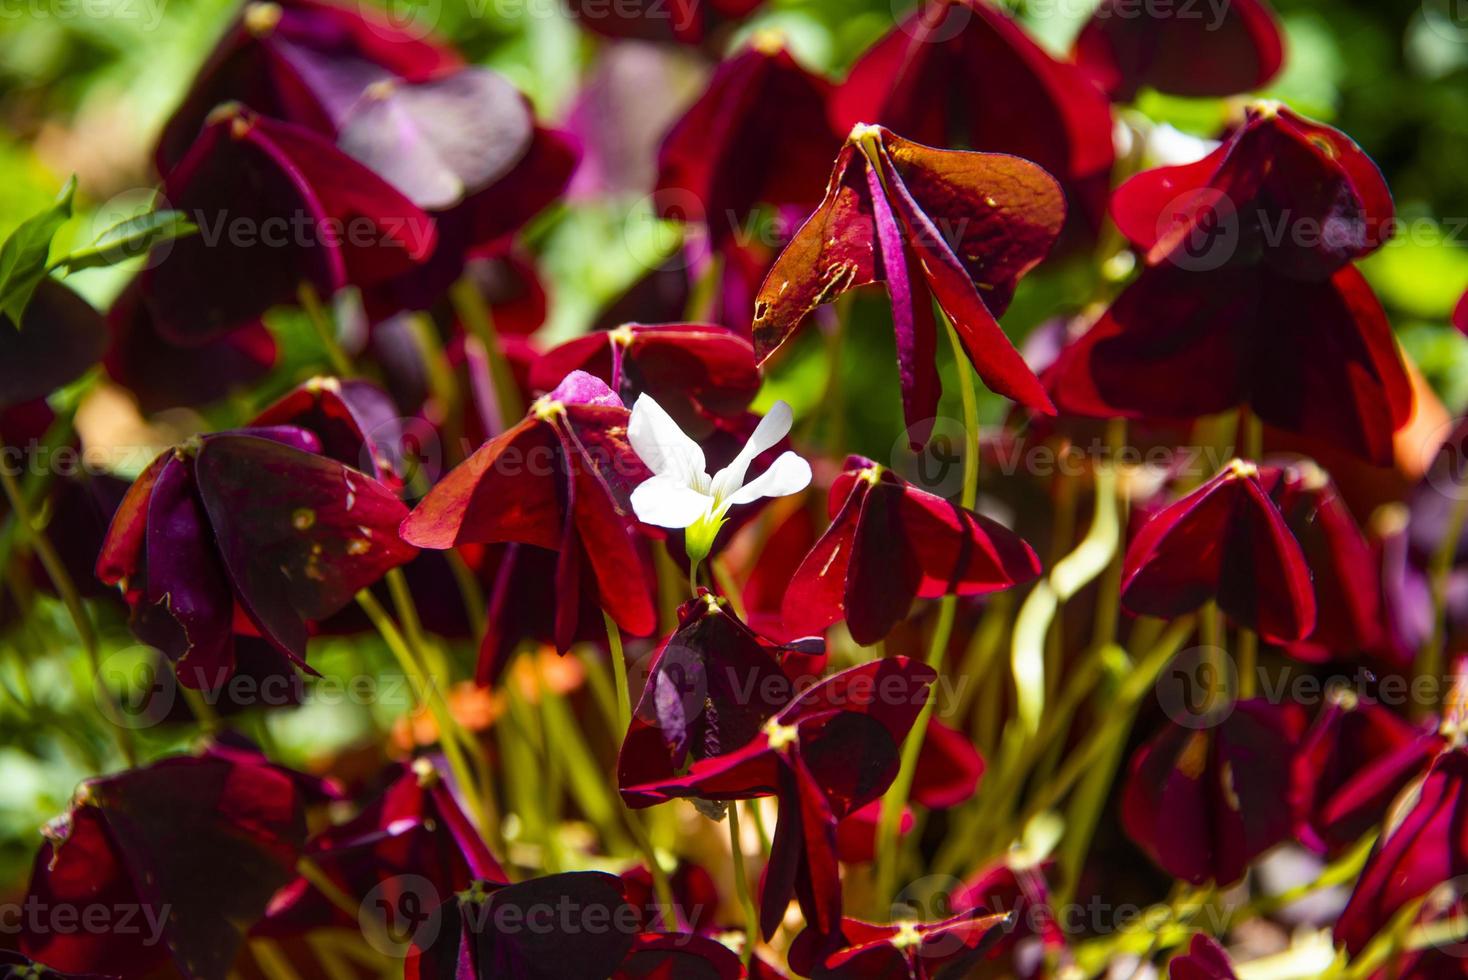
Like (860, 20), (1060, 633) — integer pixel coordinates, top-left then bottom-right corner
(49, 207), (195, 276)
(0, 174), (74, 324)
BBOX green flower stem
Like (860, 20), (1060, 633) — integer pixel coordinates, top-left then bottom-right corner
(251, 939), (307, 980)
(385, 568), (502, 834)
(1011, 448), (1122, 737)
(1232, 408), (1263, 698)
(0, 412), (72, 577)
(297, 282), (352, 378)
(728, 802), (760, 967)
(711, 556), (748, 620)
(1054, 692), (1130, 909)
(1419, 491), (1468, 717)
(1092, 419), (1129, 647)
(178, 685), (221, 734)
(444, 550), (487, 642)
(450, 276), (523, 430)
(295, 857), (394, 956)
(0, 457), (135, 766)
(577, 647), (622, 737)
(603, 611), (632, 737)
(935, 639), (1112, 877)
(355, 589), (491, 840)
(1001, 617), (1195, 855)
(873, 315), (980, 903)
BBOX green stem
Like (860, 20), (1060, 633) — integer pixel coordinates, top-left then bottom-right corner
(728, 803), (760, 967)
(1238, 405), (1263, 461)
(355, 590), (490, 837)
(179, 685), (221, 735)
(1237, 627), (1258, 699)
(0, 459), (134, 765)
(873, 316), (980, 902)
(1002, 617), (1194, 851)
(1419, 492), (1468, 717)
(1011, 452), (1122, 735)
(1092, 419), (1129, 647)
(711, 556), (747, 620)
(450, 276), (522, 429)
(297, 282), (352, 377)
(603, 611), (632, 737)
(946, 320), (980, 511)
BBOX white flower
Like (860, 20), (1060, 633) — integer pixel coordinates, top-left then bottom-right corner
(628, 394), (811, 561)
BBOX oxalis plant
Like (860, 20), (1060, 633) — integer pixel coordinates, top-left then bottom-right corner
(0, 0), (1466, 977)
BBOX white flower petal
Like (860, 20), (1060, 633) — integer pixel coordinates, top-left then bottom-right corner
(710, 400), (795, 502)
(629, 394), (705, 486)
(631, 475), (713, 529)
(725, 451), (811, 507)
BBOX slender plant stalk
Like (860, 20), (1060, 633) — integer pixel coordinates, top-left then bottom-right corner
(386, 568), (503, 833)
(1419, 491), (1468, 716)
(873, 316), (980, 902)
(1232, 408), (1263, 698)
(450, 276), (523, 429)
(444, 550), (487, 642)
(297, 282), (353, 377)
(1002, 617), (1194, 850)
(0, 460), (135, 765)
(179, 685), (221, 734)
(1011, 446), (1122, 735)
(712, 556), (748, 620)
(603, 611), (632, 736)
(1092, 419), (1129, 647)
(355, 590), (489, 835)
(251, 939), (306, 980)
(728, 802), (760, 967)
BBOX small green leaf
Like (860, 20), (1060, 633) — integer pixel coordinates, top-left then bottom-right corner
(50, 209), (197, 276)
(0, 176), (77, 326)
